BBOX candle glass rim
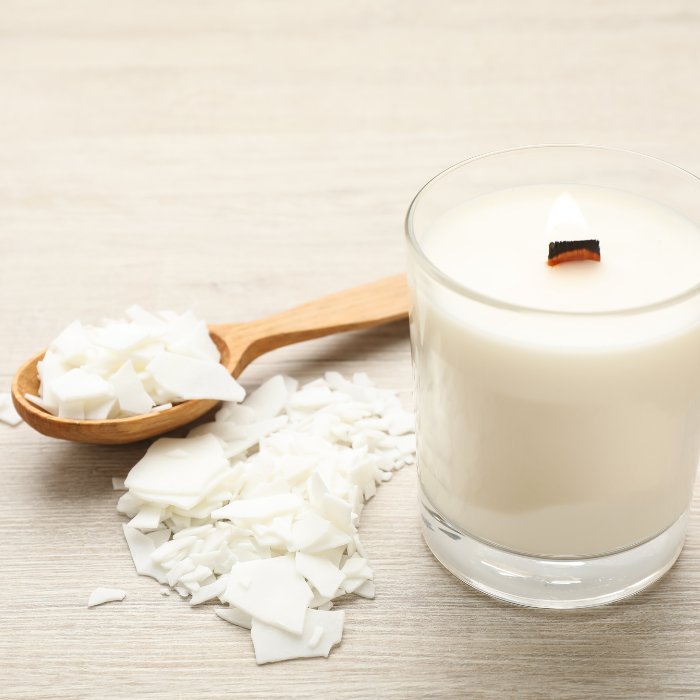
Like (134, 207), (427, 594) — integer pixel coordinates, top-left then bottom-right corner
(405, 143), (700, 317)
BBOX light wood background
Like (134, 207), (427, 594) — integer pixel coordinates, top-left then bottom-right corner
(2, 2), (700, 698)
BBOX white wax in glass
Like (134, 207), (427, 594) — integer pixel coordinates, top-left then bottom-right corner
(421, 185), (700, 313)
(411, 184), (700, 556)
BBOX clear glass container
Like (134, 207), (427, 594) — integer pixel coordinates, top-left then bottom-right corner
(405, 145), (700, 607)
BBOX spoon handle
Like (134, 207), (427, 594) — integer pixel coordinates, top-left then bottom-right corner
(209, 274), (409, 376)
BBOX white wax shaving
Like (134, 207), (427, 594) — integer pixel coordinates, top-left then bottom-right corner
(242, 375), (289, 421)
(88, 587), (126, 607)
(113, 371), (415, 664)
(122, 524), (168, 584)
(251, 609), (345, 664)
(216, 607), (253, 629)
(222, 556), (313, 634)
(295, 552), (346, 597)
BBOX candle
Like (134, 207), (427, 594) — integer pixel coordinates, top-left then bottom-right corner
(406, 146), (700, 607)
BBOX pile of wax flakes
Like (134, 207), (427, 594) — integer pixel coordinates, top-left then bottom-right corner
(114, 371), (415, 664)
(27, 306), (243, 420)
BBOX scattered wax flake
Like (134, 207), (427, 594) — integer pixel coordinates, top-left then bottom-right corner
(341, 554), (373, 580)
(289, 386), (335, 410)
(190, 574), (230, 606)
(316, 493), (356, 534)
(166, 449), (189, 458)
(147, 352), (245, 402)
(160, 588), (171, 596)
(125, 434), (228, 496)
(243, 375), (289, 421)
(222, 557), (313, 634)
(212, 493), (303, 522)
(289, 514), (331, 552)
(251, 609), (344, 665)
(88, 588), (126, 608)
(167, 558), (195, 587)
(352, 372), (376, 387)
(215, 403), (255, 424)
(127, 504), (163, 531)
(122, 525), (168, 584)
(295, 552), (346, 597)
(282, 375), (298, 399)
(0, 394), (22, 426)
(179, 565), (213, 584)
(387, 410), (415, 436)
(151, 536), (197, 564)
(341, 577), (369, 594)
(216, 607), (252, 629)
(302, 524), (353, 555)
(395, 434), (416, 456)
(354, 580), (375, 599)
(129, 488), (222, 512)
(173, 524), (214, 540)
(192, 416), (289, 458)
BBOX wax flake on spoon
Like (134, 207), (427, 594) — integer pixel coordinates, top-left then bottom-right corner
(51, 368), (113, 404)
(167, 319), (221, 363)
(89, 324), (151, 352)
(35, 307), (238, 419)
(110, 360), (155, 415)
(50, 320), (89, 365)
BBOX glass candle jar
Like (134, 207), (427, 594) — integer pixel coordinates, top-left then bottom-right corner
(405, 145), (700, 607)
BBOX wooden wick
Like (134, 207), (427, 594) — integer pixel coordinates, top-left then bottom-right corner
(547, 240), (601, 267)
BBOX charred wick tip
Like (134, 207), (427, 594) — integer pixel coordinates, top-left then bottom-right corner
(547, 240), (601, 267)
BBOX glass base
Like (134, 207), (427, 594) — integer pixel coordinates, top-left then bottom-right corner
(419, 482), (688, 609)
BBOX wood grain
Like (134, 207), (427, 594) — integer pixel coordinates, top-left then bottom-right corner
(2, 2), (700, 698)
(11, 274), (408, 444)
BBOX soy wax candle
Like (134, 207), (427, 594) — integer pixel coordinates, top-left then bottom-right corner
(406, 146), (700, 608)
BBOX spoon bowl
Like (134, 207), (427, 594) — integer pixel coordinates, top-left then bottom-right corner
(11, 275), (409, 444)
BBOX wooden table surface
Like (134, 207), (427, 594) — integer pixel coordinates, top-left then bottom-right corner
(2, 2), (700, 698)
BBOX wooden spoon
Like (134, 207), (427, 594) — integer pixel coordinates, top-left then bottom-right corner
(11, 274), (409, 444)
